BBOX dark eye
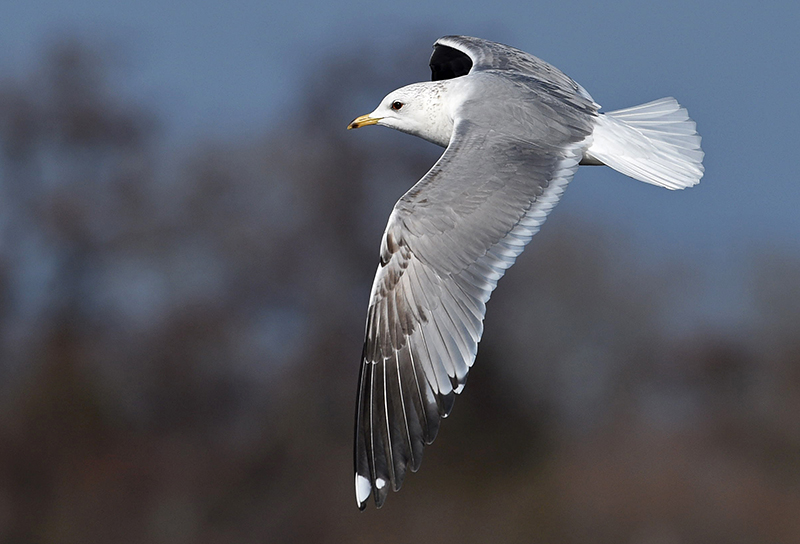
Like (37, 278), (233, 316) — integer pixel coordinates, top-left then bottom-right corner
(391, 101), (404, 111)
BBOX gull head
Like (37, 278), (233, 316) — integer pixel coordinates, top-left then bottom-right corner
(347, 81), (456, 147)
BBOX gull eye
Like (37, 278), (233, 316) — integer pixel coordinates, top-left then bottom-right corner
(391, 101), (404, 111)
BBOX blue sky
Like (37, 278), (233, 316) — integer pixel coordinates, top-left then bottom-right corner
(2, 0), (799, 328)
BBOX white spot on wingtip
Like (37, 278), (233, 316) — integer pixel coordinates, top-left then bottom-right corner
(356, 474), (371, 506)
(376, 477), (386, 490)
(454, 383), (465, 394)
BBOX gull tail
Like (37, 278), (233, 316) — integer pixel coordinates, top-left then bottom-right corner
(582, 97), (704, 190)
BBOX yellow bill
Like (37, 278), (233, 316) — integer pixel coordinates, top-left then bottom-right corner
(347, 114), (380, 130)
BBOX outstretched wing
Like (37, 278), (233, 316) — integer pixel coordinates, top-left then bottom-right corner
(355, 80), (595, 508)
(430, 35), (597, 112)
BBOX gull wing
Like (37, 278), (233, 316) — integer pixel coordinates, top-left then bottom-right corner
(355, 88), (594, 508)
(430, 35), (598, 111)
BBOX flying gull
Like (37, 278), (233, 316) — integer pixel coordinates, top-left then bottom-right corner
(347, 35), (703, 509)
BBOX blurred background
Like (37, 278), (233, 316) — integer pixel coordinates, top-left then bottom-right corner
(1, 1), (799, 543)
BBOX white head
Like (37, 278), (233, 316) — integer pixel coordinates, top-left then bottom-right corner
(348, 81), (456, 147)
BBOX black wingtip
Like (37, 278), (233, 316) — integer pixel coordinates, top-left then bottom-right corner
(373, 476), (389, 508)
(429, 43), (473, 81)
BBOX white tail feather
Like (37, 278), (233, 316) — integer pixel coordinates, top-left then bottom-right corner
(584, 98), (704, 190)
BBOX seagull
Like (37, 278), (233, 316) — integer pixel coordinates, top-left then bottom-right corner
(347, 35), (703, 510)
